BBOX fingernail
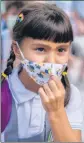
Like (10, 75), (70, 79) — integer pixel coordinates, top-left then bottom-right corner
(50, 75), (54, 79)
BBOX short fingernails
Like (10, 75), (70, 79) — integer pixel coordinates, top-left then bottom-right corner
(50, 75), (56, 80)
(50, 75), (54, 79)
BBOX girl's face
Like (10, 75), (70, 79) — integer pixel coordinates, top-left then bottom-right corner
(14, 37), (70, 64)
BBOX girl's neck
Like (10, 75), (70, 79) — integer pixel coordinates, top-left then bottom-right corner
(19, 69), (40, 93)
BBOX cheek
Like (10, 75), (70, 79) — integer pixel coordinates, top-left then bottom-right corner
(23, 49), (45, 62)
(56, 52), (69, 64)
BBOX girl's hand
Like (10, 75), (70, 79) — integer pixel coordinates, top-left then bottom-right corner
(38, 75), (65, 115)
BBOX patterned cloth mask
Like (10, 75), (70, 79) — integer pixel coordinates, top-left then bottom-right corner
(16, 42), (67, 85)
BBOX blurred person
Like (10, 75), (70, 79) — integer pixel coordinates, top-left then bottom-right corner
(1, 1), (7, 31)
(68, 38), (84, 88)
(68, 54), (84, 87)
(71, 1), (84, 59)
(71, 1), (84, 70)
(1, 3), (83, 142)
(1, 29), (12, 72)
(72, 1), (84, 35)
(1, 1), (24, 32)
(1, 1), (25, 72)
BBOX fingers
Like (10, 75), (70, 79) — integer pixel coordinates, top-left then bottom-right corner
(38, 87), (53, 111)
(43, 83), (53, 97)
(41, 83), (56, 103)
(39, 81), (58, 107)
(48, 80), (58, 93)
(50, 75), (65, 94)
(38, 87), (49, 103)
(38, 77), (65, 112)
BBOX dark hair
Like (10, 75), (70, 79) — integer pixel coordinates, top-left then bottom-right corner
(2, 3), (73, 106)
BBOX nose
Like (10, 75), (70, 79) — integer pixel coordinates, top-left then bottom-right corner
(44, 52), (56, 63)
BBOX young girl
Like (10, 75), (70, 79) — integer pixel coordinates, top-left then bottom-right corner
(1, 3), (83, 142)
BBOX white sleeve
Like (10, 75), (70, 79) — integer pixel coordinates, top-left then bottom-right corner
(65, 84), (83, 130)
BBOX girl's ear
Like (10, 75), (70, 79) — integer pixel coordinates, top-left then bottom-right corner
(12, 40), (22, 60)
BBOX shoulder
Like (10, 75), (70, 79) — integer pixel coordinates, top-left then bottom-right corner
(70, 84), (81, 104)
(65, 84), (83, 130)
(66, 84), (82, 110)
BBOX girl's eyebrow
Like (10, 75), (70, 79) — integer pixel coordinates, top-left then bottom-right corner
(57, 44), (70, 48)
(32, 43), (70, 49)
(32, 43), (51, 49)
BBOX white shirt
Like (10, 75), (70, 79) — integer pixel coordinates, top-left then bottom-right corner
(1, 67), (83, 141)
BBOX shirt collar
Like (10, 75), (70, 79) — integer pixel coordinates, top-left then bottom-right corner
(8, 66), (40, 104)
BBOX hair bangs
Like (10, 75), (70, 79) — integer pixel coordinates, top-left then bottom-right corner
(22, 15), (73, 43)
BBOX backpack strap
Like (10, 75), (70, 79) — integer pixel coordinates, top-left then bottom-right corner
(1, 79), (12, 132)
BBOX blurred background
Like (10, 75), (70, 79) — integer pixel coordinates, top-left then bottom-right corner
(1, 0), (84, 141)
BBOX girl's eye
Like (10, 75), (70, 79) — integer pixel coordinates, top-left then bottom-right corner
(58, 48), (65, 52)
(36, 47), (45, 52)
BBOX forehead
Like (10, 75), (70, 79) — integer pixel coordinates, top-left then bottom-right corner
(21, 37), (70, 48)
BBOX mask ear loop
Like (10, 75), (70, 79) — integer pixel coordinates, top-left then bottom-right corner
(16, 42), (25, 61)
